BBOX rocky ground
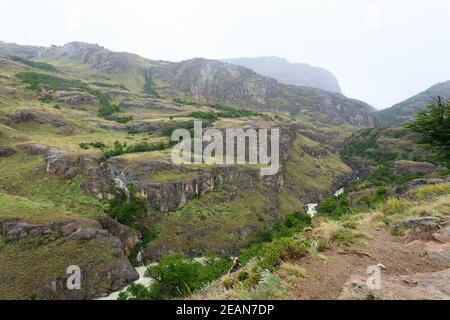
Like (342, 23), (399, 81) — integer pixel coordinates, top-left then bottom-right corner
(296, 219), (450, 300)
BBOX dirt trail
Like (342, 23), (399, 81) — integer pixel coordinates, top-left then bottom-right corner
(291, 225), (450, 299)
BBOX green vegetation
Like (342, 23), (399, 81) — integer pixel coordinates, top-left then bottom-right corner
(91, 82), (128, 90)
(103, 114), (133, 123)
(174, 98), (262, 118)
(0, 152), (107, 221)
(161, 120), (203, 137)
(317, 194), (350, 218)
(100, 140), (174, 161)
(365, 164), (424, 186)
(16, 72), (86, 91)
(407, 99), (450, 163)
(239, 213), (311, 264)
(109, 198), (148, 226)
(331, 227), (365, 246)
(79, 141), (106, 150)
(9, 56), (59, 72)
(414, 183), (450, 200)
(15, 71), (120, 118)
(189, 111), (219, 120)
(189, 108), (261, 119)
(143, 71), (159, 97)
(118, 253), (232, 300)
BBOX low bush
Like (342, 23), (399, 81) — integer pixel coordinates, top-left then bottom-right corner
(79, 141), (106, 150)
(119, 253), (232, 300)
(100, 140), (175, 161)
(257, 237), (307, 271)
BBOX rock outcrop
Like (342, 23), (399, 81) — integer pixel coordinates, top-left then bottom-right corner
(54, 91), (99, 105)
(98, 217), (140, 256)
(153, 58), (378, 127)
(339, 268), (450, 300)
(0, 217), (139, 300)
(55, 42), (154, 74)
(387, 178), (449, 197)
(0, 146), (16, 157)
(391, 160), (446, 176)
(7, 108), (78, 131)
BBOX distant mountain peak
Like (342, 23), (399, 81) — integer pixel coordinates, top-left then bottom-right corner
(377, 80), (450, 125)
(222, 56), (342, 93)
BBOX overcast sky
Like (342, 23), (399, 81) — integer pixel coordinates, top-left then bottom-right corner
(1, 0), (449, 109)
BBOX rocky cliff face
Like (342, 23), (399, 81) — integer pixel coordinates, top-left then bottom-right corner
(0, 217), (139, 300)
(56, 42), (148, 73)
(223, 56), (342, 93)
(153, 58), (378, 127)
(0, 41), (53, 59)
(0, 41), (154, 74)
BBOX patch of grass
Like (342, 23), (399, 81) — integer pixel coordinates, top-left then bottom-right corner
(143, 170), (201, 183)
(0, 237), (122, 299)
(9, 56), (59, 72)
(331, 227), (365, 246)
(377, 197), (409, 216)
(414, 183), (450, 200)
(0, 151), (107, 221)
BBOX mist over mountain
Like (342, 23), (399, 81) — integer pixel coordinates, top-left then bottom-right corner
(378, 81), (450, 125)
(223, 56), (342, 94)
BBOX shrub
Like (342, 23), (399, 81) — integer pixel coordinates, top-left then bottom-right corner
(222, 276), (235, 289)
(109, 198), (148, 225)
(100, 140), (175, 161)
(118, 283), (153, 300)
(141, 253), (231, 299)
(79, 141), (106, 150)
(317, 195), (349, 218)
(104, 114), (133, 123)
(239, 213), (311, 263)
(143, 71), (159, 97)
(407, 99), (450, 161)
(258, 237), (307, 271)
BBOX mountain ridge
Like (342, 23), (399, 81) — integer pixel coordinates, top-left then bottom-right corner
(377, 80), (450, 125)
(223, 56), (342, 93)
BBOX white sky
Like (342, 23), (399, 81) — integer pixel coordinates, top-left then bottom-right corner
(1, 0), (450, 109)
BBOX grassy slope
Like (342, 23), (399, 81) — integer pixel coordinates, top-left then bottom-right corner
(280, 133), (351, 214)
